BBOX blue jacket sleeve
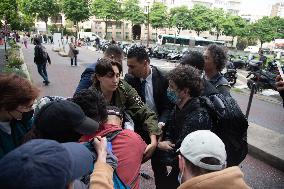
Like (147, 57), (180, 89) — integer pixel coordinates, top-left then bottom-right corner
(74, 64), (96, 96)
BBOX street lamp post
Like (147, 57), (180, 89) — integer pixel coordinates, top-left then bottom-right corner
(146, 2), (150, 48)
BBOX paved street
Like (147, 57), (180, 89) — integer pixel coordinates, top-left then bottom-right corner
(22, 43), (284, 189)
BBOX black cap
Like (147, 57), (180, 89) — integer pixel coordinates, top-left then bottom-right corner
(106, 106), (123, 119)
(34, 100), (99, 136)
(0, 139), (93, 189)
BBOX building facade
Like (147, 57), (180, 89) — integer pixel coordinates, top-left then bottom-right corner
(84, 0), (241, 43)
(271, 2), (284, 18)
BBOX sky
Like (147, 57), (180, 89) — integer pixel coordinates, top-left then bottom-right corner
(240, 0), (284, 16)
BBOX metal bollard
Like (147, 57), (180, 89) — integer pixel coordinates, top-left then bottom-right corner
(245, 82), (256, 119)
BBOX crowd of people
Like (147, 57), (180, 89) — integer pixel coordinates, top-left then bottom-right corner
(1, 41), (284, 189)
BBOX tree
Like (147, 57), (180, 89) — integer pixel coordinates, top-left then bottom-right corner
(149, 2), (167, 40)
(189, 4), (211, 36)
(0, 0), (20, 30)
(91, 0), (123, 39)
(169, 6), (191, 34)
(21, 0), (60, 33)
(123, 0), (145, 26)
(222, 14), (247, 45)
(62, 0), (90, 38)
(251, 16), (276, 48)
(210, 8), (226, 40)
(271, 16), (284, 39)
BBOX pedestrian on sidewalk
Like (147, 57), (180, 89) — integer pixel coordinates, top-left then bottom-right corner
(34, 37), (51, 85)
(68, 39), (78, 66)
(23, 34), (28, 48)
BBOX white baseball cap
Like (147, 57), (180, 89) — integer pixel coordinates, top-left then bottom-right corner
(178, 130), (227, 171)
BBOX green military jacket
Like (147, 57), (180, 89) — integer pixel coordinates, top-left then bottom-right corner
(92, 79), (162, 136)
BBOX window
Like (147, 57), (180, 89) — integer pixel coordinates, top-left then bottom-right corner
(125, 23), (129, 28)
(125, 32), (129, 40)
(107, 22), (112, 28)
(107, 32), (112, 39)
(116, 22), (122, 29)
(116, 32), (122, 39)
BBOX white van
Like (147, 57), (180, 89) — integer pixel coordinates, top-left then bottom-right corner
(244, 46), (259, 53)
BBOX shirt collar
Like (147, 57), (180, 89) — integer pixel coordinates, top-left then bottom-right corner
(140, 67), (152, 83)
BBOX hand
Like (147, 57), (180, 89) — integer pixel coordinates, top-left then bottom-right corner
(158, 122), (165, 129)
(93, 136), (107, 163)
(276, 75), (284, 92)
(143, 142), (157, 163)
(158, 141), (175, 151)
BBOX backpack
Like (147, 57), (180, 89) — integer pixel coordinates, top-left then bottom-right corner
(35, 45), (48, 63)
(106, 131), (131, 189)
(83, 130), (131, 189)
(198, 94), (248, 166)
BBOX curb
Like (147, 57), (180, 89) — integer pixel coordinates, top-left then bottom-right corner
(247, 122), (284, 172)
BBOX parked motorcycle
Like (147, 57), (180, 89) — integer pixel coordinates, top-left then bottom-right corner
(246, 59), (263, 71)
(224, 62), (237, 86)
(246, 69), (277, 93)
(229, 55), (247, 69)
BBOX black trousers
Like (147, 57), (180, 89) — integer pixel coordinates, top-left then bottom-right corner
(71, 56), (77, 66)
(151, 151), (180, 189)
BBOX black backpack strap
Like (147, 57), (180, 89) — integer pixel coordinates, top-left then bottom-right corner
(105, 130), (122, 142)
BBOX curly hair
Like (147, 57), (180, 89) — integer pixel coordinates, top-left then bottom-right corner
(127, 46), (149, 62)
(180, 51), (205, 71)
(206, 44), (228, 71)
(167, 65), (203, 97)
(72, 89), (108, 123)
(0, 73), (40, 111)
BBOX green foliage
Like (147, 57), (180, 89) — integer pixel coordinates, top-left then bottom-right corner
(189, 4), (211, 36)
(123, 0), (145, 25)
(0, 0), (20, 30)
(169, 6), (191, 33)
(2, 66), (27, 78)
(62, 0), (90, 23)
(223, 15), (247, 37)
(250, 16), (276, 47)
(236, 37), (257, 50)
(21, 0), (60, 30)
(209, 8), (226, 40)
(149, 2), (167, 29)
(271, 16), (284, 39)
(91, 0), (123, 38)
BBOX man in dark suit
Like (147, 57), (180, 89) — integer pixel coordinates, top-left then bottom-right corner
(125, 46), (172, 189)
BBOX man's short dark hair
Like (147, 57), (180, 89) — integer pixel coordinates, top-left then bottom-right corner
(104, 45), (123, 59)
(72, 89), (108, 123)
(167, 65), (203, 97)
(206, 44), (227, 71)
(180, 51), (205, 70)
(184, 155), (221, 176)
(127, 46), (149, 62)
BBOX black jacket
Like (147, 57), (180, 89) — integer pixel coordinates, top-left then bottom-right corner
(124, 65), (172, 123)
(164, 97), (213, 149)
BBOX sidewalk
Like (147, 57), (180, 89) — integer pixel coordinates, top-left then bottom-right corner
(22, 44), (284, 186)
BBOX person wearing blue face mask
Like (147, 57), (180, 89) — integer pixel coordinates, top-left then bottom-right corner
(156, 65), (213, 189)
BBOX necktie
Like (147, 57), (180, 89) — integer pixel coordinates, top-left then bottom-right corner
(141, 80), (146, 102)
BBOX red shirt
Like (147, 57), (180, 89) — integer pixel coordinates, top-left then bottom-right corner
(81, 124), (147, 189)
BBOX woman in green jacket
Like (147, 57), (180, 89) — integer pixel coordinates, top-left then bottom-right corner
(0, 73), (40, 159)
(91, 58), (162, 162)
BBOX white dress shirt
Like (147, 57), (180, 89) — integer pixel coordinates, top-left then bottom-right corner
(141, 67), (157, 113)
